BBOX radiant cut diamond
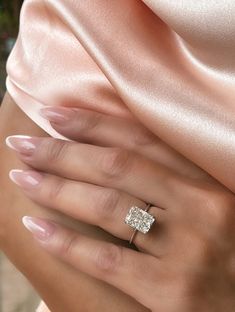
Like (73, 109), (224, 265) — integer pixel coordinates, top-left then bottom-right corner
(125, 206), (155, 234)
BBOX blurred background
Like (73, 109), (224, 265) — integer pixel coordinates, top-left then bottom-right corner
(0, 0), (23, 101)
(1, 1), (40, 311)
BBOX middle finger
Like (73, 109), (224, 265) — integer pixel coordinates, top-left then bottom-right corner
(6, 136), (184, 209)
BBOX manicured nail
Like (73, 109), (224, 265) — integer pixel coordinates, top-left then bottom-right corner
(40, 106), (74, 124)
(6, 135), (36, 156)
(22, 216), (55, 241)
(9, 169), (43, 189)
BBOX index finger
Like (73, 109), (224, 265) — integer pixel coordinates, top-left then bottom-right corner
(40, 106), (206, 179)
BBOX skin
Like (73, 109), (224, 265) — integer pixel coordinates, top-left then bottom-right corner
(0, 93), (148, 312)
(6, 106), (235, 311)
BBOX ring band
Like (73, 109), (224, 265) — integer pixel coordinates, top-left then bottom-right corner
(125, 203), (155, 244)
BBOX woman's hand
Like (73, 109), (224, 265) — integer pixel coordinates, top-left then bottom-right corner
(1, 97), (148, 312)
(6, 131), (235, 311)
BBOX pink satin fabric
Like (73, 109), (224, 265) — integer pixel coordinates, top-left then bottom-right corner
(6, 0), (235, 192)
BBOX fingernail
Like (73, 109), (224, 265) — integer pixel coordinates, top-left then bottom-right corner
(6, 135), (36, 156)
(9, 169), (43, 189)
(40, 107), (74, 124)
(22, 216), (55, 241)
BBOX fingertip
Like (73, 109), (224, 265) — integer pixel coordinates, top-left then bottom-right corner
(22, 215), (56, 241)
(40, 107), (72, 124)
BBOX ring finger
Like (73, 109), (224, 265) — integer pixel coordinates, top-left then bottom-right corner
(9, 169), (167, 256)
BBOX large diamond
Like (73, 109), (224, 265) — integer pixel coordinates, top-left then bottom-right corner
(125, 206), (155, 234)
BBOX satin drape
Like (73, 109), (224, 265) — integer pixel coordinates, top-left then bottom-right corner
(6, 0), (235, 192)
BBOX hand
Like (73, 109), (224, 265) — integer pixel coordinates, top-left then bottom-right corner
(1, 97), (148, 312)
(6, 110), (235, 311)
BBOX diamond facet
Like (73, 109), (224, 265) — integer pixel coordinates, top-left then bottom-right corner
(125, 206), (155, 234)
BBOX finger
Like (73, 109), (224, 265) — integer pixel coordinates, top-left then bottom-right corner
(40, 106), (207, 180)
(40, 106), (156, 150)
(6, 136), (185, 209)
(10, 169), (167, 255)
(22, 216), (159, 309)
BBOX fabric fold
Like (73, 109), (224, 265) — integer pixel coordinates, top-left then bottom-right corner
(6, 0), (235, 192)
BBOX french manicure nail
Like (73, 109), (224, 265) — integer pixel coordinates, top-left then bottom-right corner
(40, 107), (74, 124)
(6, 135), (36, 156)
(9, 169), (43, 188)
(22, 216), (55, 241)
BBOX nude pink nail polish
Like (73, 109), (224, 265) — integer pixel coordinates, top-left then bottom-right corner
(22, 216), (55, 241)
(40, 107), (74, 124)
(9, 170), (43, 188)
(6, 135), (37, 156)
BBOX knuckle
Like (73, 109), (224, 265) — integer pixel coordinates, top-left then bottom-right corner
(194, 188), (217, 212)
(48, 178), (66, 202)
(182, 230), (213, 266)
(203, 190), (234, 233)
(100, 148), (133, 179)
(59, 233), (79, 260)
(95, 244), (122, 274)
(189, 184), (235, 234)
(131, 126), (157, 147)
(95, 189), (121, 222)
(44, 139), (69, 163)
(77, 111), (102, 135)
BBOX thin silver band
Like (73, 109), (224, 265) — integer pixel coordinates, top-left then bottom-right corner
(129, 203), (151, 245)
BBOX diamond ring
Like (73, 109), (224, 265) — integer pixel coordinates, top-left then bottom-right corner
(125, 204), (155, 244)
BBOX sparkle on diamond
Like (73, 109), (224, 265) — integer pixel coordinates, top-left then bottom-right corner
(125, 206), (155, 234)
